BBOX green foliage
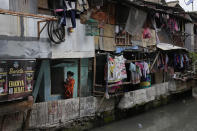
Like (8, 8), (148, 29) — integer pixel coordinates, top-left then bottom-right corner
(189, 52), (197, 64)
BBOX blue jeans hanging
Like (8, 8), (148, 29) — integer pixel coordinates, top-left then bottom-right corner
(69, 10), (76, 28)
(61, 10), (76, 28)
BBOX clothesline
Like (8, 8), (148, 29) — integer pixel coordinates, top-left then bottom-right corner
(126, 59), (147, 63)
(95, 82), (132, 88)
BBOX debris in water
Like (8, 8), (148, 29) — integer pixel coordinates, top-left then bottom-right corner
(138, 123), (143, 128)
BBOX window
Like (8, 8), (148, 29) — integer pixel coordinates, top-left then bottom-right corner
(38, 0), (50, 15)
(50, 59), (78, 99)
(51, 67), (65, 95)
(38, 0), (64, 15)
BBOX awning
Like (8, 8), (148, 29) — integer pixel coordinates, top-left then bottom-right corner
(157, 43), (188, 51)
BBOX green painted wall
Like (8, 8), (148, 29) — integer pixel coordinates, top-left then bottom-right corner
(35, 58), (93, 102)
(80, 58), (93, 97)
(64, 60), (78, 98)
(80, 59), (89, 97)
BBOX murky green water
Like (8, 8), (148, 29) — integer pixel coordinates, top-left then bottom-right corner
(92, 98), (197, 131)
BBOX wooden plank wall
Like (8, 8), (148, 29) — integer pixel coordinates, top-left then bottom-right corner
(29, 97), (96, 128)
(9, 0), (37, 14)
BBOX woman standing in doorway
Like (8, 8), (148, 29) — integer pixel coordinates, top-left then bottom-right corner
(64, 71), (75, 99)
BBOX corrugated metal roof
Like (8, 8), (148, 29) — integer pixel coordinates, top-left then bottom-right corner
(157, 43), (188, 51)
(123, 0), (193, 22)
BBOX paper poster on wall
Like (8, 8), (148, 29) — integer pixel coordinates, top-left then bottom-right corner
(7, 61), (26, 94)
(0, 60), (35, 101)
(25, 61), (35, 92)
(0, 61), (7, 96)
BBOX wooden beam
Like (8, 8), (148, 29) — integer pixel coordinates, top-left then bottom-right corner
(150, 51), (160, 71)
(78, 59), (81, 97)
(126, 59), (147, 63)
(32, 61), (44, 102)
(0, 9), (56, 20)
(95, 82), (132, 88)
(93, 57), (96, 95)
(43, 60), (52, 101)
(37, 20), (48, 39)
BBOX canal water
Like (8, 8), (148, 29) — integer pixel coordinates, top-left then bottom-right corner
(92, 98), (197, 131)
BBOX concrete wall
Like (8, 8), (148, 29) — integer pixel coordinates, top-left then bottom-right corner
(29, 82), (175, 129)
(0, 0), (9, 10)
(0, 81), (194, 130)
(118, 82), (169, 109)
(51, 20), (95, 58)
(0, 0), (37, 14)
(0, 14), (94, 59)
(9, 0), (38, 14)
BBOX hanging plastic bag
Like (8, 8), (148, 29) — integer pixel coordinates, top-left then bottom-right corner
(143, 27), (151, 39)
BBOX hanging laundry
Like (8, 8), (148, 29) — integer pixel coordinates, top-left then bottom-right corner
(61, 0), (76, 28)
(115, 55), (127, 80)
(109, 81), (122, 93)
(180, 54), (184, 68)
(64, 1), (75, 10)
(107, 55), (127, 83)
(135, 62), (145, 79)
(164, 54), (169, 72)
(108, 56), (116, 82)
(135, 62), (143, 71)
(184, 54), (189, 67)
(140, 74), (151, 88)
(168, 18), (178, 32)
(129, 63), (141, 84)
(76, 0), (89, 12)
(173, 53), (190, 71)
(142, 62), (150, 79)
(174, 54), (177, 66)
(155, 13), (163, 29)
(151, 19), (160, 44)
(157, 54), (165, 70)
(129, 61), (150, 84)
(115, 25), (120, 34)
(143, 27), (151, 39)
